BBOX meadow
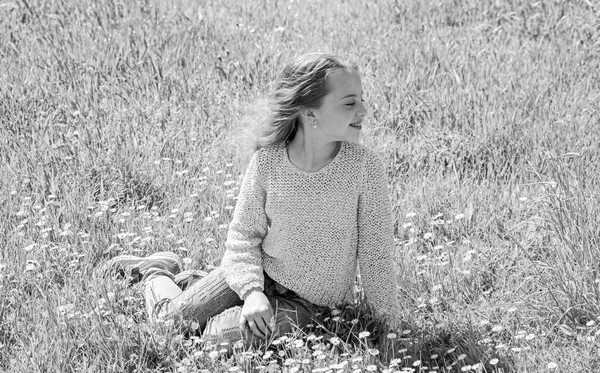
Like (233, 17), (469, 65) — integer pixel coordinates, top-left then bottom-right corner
(1, 0), (600, 371)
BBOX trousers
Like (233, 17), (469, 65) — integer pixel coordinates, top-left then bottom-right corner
(144, 266), (325, 346)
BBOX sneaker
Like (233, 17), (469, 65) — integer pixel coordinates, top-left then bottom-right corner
(103, 251), (183, 284)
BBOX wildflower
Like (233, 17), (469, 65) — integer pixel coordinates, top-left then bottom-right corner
(359, 331), (371, 338)
(489, 358), (499, 365)
(386, 332), (397, 339)
(292, 339), (304, 348)
(491, 325), (503, 333)
(329, 337), (341, 346)
(405, 212), (416, 218)
(25, 260), (40, 272)
(547, 362), (558, 369)
(455, 213), (465, 220)
(368, 348), (380, 356)
(389, 358), (402, 367)
(57, 303), (75, 315)
(457, 354), (466, 361)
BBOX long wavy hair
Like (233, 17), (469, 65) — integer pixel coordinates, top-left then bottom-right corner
(255, 53), (358, 150)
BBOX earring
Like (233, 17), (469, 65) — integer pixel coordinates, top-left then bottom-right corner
(312, 120), (317, 129)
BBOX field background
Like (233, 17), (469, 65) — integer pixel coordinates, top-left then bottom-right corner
(1, 0), (600, 372)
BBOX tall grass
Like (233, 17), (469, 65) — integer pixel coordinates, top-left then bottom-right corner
(1, 0), (600, 371)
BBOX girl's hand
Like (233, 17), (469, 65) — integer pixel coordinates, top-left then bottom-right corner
(239, 290), (274, 339)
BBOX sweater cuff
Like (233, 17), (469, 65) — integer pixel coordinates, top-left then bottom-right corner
(239, 282), (264, 301)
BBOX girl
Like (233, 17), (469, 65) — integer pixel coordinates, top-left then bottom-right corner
(106, 52), (400, 348)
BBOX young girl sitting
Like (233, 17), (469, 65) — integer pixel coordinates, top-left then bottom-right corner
(106, 52), (400, 349)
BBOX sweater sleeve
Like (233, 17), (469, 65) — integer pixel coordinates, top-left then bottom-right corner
(357, 151), (401, 327)
(221, 151), (268, 300)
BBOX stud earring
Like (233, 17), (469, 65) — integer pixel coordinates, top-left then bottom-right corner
(312, 120), (317, 129)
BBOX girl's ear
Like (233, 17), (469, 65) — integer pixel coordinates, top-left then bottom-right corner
(300, 108), (317, 126)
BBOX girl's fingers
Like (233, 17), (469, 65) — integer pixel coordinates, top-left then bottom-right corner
(247, 320), (265, 339)
(256, 316), (270, 337)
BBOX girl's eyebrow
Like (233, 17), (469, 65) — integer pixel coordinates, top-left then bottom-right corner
(340, 92), (362, 99)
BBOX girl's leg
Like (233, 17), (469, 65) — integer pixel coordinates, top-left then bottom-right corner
(103, 251), (245, 336)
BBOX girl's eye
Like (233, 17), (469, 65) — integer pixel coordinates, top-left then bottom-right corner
(345, 102), (355, 107)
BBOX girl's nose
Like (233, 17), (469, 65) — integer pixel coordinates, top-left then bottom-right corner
(357, 101), (367, 117)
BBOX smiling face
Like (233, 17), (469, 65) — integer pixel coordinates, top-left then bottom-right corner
(311, 68), (367, 142)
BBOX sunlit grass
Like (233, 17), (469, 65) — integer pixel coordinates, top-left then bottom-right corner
(1, 0), (600, 371)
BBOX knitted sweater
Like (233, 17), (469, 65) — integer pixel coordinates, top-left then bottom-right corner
(221, 141), (399, 323)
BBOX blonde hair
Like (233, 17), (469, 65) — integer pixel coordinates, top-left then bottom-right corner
(255, 53), (357, 150)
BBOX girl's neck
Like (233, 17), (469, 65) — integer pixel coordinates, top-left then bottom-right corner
(287, 128), (340, 172)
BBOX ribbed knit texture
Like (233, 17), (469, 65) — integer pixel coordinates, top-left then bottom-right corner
(221, 141), (400, 325)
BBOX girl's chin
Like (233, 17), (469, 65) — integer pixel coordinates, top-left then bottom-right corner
(345, 133), (360, 142)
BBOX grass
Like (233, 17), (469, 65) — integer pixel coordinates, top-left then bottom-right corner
(1, 0), (600, 371)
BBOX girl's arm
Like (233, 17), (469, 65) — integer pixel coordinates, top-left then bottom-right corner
(357, 150), (401, 328)
(221, 151), (269, 301)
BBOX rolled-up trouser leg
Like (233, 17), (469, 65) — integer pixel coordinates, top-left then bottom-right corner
(145, 266), (243, 327)
(170, 266), (243, 328)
